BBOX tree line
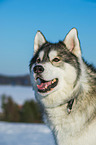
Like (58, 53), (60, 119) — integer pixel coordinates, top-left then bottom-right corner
(0, 95), (43, 123)
(0, 74), (31, 86)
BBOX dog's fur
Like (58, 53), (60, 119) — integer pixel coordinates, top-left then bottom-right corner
(30, 28), (96, 145)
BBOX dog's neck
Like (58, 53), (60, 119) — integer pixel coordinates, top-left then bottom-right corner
(41, 75), (96, 145)
(41, 81), (83, 109)
(43, 88), (88, 145)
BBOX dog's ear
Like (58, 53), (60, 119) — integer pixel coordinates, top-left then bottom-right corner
(34, 31), (46, 54)
(63, 28), (81, 57)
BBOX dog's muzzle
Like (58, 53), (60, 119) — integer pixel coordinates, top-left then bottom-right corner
(33, 65), (58, 93)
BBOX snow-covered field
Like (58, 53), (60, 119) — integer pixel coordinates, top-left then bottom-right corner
(0, 86), (55, 144)
(0, 85), (36, 112)
(0, 85), (35, 104)
(0, 122), (55, 145)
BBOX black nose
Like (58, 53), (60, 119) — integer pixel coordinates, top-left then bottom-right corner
(33, 65), (44, 73)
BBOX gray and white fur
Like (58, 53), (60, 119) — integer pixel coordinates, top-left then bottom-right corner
(30, 28), (96, 145)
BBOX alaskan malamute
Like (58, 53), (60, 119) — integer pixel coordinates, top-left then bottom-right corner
(30, 28), (96, 145)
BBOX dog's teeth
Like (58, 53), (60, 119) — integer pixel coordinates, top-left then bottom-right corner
(54, 79), (56, 82)
(52, 79), (56, 84)
(45, 85), (48, 89)
(37, 78), (41, 85)
(52, 80), (54, 84)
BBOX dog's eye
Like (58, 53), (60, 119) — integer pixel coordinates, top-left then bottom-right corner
(52, 57), (60, 62)
(36, 58), (40, 63)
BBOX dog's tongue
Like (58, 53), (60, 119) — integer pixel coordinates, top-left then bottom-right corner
(37, 81), (51, 90)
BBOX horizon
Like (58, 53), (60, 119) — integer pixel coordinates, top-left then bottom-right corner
(0, 73), (29, 77)
(0, 0), (96, 76)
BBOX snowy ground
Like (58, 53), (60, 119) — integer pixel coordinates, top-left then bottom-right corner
(0, 122), (55, 145)
(0, 86), (55, 145)
(0, 85), (36, 112)
(0, 85), (35, 104)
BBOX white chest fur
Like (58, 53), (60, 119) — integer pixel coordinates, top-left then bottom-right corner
(44, 105), (96, 145)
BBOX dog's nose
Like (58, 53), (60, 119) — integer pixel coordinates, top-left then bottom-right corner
(33, 65), (44, 73)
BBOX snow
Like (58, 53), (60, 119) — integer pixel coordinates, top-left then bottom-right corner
(0, 122), (55, 145)
(0, 85), (35, 105)
(0, 86), (55, 144)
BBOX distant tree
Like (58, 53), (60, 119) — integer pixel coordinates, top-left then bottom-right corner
(20, 100), (43, 123)
(1, 95), (20, 122)
(1, 95), (43, 123)
(1, 95), (6, 110)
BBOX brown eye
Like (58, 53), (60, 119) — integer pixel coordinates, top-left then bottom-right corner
(36, 58), (40, 63)
(52, 57), (60, 62)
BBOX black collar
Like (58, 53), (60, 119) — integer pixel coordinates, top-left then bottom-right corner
(46, 85), (82, 110)
(67, 99), (74, 114)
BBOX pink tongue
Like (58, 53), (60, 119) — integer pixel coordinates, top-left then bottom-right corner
(37, 81), (51, 90)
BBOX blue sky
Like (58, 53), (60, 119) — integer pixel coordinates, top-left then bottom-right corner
(0, 0), (96, 76)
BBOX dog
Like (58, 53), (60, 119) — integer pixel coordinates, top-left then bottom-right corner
(29, 28), (96, 145)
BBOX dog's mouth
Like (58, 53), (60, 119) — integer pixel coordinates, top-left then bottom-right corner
(36, 77), (58, 93)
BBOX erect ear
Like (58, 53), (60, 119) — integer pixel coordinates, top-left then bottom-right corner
(63, 28), (81, 57)
(34, 31), (46, 54)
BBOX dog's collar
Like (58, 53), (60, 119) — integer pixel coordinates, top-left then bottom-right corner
(46, 98), (75, 112)
(67, 99), (74, 114)
(57, 98), (75, 114)
(45, 85), (82, 113)
(46, 85), (82, 113)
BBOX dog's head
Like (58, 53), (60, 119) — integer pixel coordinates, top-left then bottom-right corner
(30, 28), (81, 107)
